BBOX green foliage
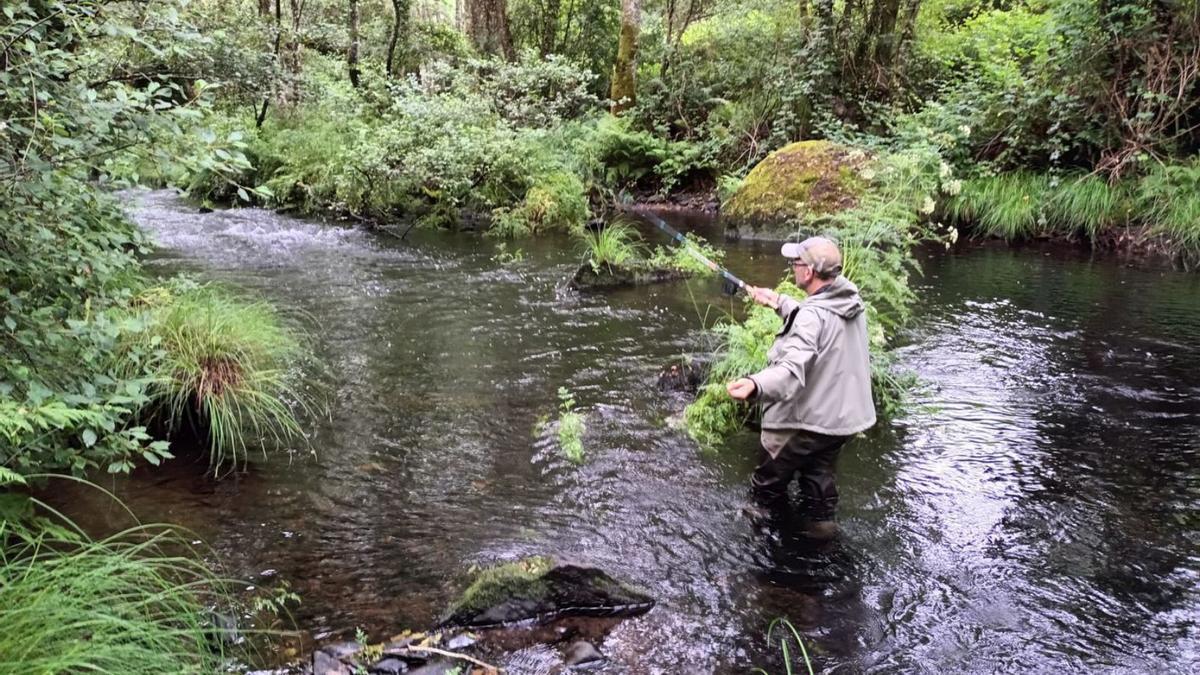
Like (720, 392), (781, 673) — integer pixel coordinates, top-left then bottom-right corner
(578, 222), (647, 272)
(1137, 163), (1200, 255)
(647, 233), (725, 277)
(0, 525), (229, 674)
(1047, 175), (1129, 242)
(556, 387), (586, 464)
(0, 0), (255, 479)
(490, 170), (590, 237)
(947, 172), (1050, 239)
(752, 618), (815, 675)
(0, 481), (234, 675)
(683, 283), (795, 448)
(123, 285), (309, 472)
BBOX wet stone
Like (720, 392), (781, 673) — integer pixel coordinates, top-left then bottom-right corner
(368, 657), (410, 674)
(405, 660), (459, 675)
(312, 649), (354, 675)
(563, 640), (604, 668)
(569, 263), (690, 290)
(442, 562), (655, 629)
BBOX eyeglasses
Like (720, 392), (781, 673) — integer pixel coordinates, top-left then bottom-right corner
(789, 260), (809, 269)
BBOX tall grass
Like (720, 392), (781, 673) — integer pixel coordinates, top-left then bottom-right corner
(128, 285), (308, 472)
(752, 618), (815, 675)
(1046, 174), (1127, 242)
(577, 221), (646, 271)
(0, 475), (234, 674)
(1137, 162), (1200, 255)
(684, 281), (801, 448)
(946, 172), (1050, 239)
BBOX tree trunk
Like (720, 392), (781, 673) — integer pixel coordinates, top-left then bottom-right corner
(540, 0), (561, 56)
(258, 0), (272, 16)
(348, 0), (361, 87)
(610, 0), (640, 114)
(465, 0), (514, 59)
(386, 0), (410, 77)
(288, 0), (304, 104)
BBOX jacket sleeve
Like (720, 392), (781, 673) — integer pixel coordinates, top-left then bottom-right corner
(747, 305), (821, 404)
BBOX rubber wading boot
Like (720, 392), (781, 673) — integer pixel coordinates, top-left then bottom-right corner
(803, 519), (839, 541)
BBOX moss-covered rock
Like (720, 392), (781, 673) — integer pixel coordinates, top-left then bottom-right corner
(723, 140), (870, 236)
(441, 558), (655, 628)
(569, 262), (692, 290)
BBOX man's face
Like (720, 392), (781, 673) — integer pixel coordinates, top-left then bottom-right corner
(791, 259), (814, 287)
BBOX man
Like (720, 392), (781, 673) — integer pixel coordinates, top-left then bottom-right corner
(726, 236), (876, 539)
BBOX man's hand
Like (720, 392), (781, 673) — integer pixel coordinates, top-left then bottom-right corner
(747, 286), (780, 309)
(726, 378), (757, 400)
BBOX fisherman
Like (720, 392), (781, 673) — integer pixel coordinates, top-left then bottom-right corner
(725, 236), (876, 539)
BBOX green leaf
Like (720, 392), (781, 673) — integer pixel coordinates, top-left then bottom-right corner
(81, 428), (97, 447)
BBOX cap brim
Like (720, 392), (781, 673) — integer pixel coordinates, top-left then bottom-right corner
(781, 242), (805, 259)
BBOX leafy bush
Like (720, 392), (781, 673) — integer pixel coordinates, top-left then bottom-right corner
(647, 232), (725, 276)
(490, 170), (591, 237)
(0, 2), (252, 479)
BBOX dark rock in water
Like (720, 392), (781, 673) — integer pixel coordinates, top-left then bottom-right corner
(320, 642), (364, 660)
(570, 262), (690, 290)
(657, 357), (710, 394)
(198, 206), (214, 214)
(442, 562), (655, 629)
(405, 661), (459, 675)
(563, 640), (604, 667)
(368, 657), (410, 674)
(312, 649), (355, 675)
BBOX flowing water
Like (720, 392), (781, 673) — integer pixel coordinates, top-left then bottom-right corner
(68, 191), (1200, 673)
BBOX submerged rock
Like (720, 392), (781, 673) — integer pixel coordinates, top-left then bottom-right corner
(723, 140), (869, 237)
(562, 640), (604, 668)
(569, 262), (691, 290)
(442, 559), (655, 629)
(657, 357), (711, 395)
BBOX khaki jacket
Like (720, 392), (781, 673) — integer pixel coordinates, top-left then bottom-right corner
(747, 276), (877, 436)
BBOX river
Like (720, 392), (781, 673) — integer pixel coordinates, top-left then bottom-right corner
(67, 190), (1200, 673)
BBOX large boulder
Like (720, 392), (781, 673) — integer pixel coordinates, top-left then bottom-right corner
(441, 558), (655, 629)
(723, 140), (869, 237)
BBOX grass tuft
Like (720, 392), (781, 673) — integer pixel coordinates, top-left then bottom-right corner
(127, 284), (309, 472)
(577, 221), (646, 272)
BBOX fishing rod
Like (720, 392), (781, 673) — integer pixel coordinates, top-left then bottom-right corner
(637, 210), (751, 296)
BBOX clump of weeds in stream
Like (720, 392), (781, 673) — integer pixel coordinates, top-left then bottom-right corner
(577, 221), (645, 272)
(0, 474), (296, 673)
(556, 387), (586, 464)
(121, 282), (313, 473)
(491, 242), (527, 265)
(752, 618), (815, 675)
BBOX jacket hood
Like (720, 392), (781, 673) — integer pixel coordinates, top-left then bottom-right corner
(806, 275), (864, 319)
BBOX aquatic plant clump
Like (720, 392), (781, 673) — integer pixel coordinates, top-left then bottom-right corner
(578, 222), (646, 272)
(126, 284), (309, 471)
(556, 387), (586, 464)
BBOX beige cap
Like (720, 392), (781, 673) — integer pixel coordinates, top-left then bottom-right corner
(781, 237), (842, 276)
